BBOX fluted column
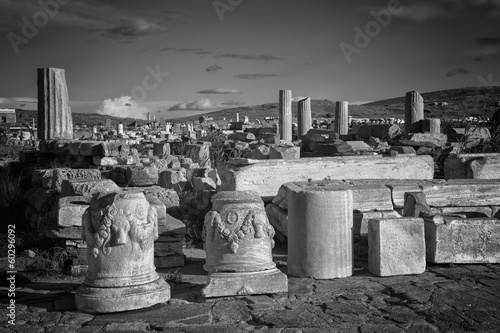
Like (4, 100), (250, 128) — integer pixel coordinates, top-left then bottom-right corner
(297, 97), (312, 138)
(37, 68), (73, 140)
(405, 91), (424, 134)
(279, 90), (292, 142)
(335, 101), (349, 135)
(288, 186), (353, 279)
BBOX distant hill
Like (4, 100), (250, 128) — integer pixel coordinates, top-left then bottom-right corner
(12, 87), (500, 128)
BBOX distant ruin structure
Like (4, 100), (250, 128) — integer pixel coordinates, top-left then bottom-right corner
(0, 108), (16, 124)
(405, 91), (424, 134)
(334, 101), (349, 135)
(37, 68), (73, 140)
(279, 90), (292, 141)
(297, 97), (312, 138)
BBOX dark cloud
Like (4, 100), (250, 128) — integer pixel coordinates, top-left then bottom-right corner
(206, 65), (223, 72)
(234, 73), (285, 80)
(476, 37), (500, 45)
(161, 47), (213, 55)
(197, 89), (241, 94)
(216, 53), (286, 61)
(445, 67), (470, 77)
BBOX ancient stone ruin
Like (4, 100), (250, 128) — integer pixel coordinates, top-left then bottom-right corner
(3, 71), (500, 318)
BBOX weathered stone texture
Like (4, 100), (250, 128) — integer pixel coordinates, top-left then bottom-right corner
(368, 218), (426, 276)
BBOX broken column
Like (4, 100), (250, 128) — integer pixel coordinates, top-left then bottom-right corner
(404, 91), (424, 134)
(37, 68), (74, 140)
(287, 185), (353, 279)
(334, 101), (349, 135)
(117, 122), (124, 135)
(75, 191), (170, 313)
(279, 90), (292, 142)
(297, 97), (312, 139)
(202, 191), (288, 297)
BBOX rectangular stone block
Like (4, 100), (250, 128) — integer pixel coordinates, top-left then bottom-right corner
(420, 181), (500, 207)
(57, 196), (91, 227)
(423, 215), (500, 263)
(368, 218), (426, 276)
(52, 168), (101, 193)
(219, 155), (434, 199)
(444, 153), (500, 180)
(60, 179), (120, 197)
(154, 255), (185, 268)
(93, 156), (119, 166)
(354, 210), (401, 236)
(126, 166), (159, 186)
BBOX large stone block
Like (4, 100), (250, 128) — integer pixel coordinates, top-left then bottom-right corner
(420, 181), (500, 207)
(423, 215), (500, 263)
(60, 179), (120, 197)
(184, 143), (211, 168)
(57, 196), (91, 227)
(368, 218), (426, 276)
(126, 166), (159, 186)
(444, 153), (500, 179)
(269, 146), (300, 160)
(219, 155), (434, 199)
(52, 168), (101, 193)
(354, 210), (401, 236)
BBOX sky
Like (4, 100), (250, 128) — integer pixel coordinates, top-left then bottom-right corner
(0, 0), (499, 120)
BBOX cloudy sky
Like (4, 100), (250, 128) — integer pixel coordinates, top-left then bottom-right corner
(0, 0), (499, 119)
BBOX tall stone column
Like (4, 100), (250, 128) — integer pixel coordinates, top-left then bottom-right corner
(405, 91), (424, 134)
(279, 90), (292, 142)
(334, 101), (349, 135)
(37, 68), (73, 140)
(297, 97), (312, 138)
(288, 186), (353, 279)
(117, 123), (124, 135)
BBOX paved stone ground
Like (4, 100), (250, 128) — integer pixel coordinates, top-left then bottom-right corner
(1, 245), (500, 333)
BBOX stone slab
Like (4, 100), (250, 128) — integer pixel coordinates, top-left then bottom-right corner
(420, 181), (500, 207)
(52, 168), (101, 193)
(219, 155), (434, 199)
(60, 179), (120, 197)
(423, 215), (500, 263)
(202, 268), (288, 298)
(368, 218), (426, 276)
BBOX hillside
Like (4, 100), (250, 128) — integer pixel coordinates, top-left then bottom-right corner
(12, 87), (500, 128)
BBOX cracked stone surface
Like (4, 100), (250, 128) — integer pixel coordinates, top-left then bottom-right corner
(1, 246), (499, 332)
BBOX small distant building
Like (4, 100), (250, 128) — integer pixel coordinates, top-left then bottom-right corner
(0, 109), (16, 124)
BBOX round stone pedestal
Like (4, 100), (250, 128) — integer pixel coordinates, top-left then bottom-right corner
(75, 191), (170, 313)
(202, 191), (287, 297)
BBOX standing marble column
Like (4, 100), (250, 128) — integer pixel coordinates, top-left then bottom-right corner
(37, 68), (73, 140)
(279, 90), (292, 142)
(405, 91), (424, 134)
(334, 101), (349, 135)
(297, 97), (312, 138)
(117, 122), (124, 135)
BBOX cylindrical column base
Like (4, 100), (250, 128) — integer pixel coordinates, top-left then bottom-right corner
(288, 186), (353, 279)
